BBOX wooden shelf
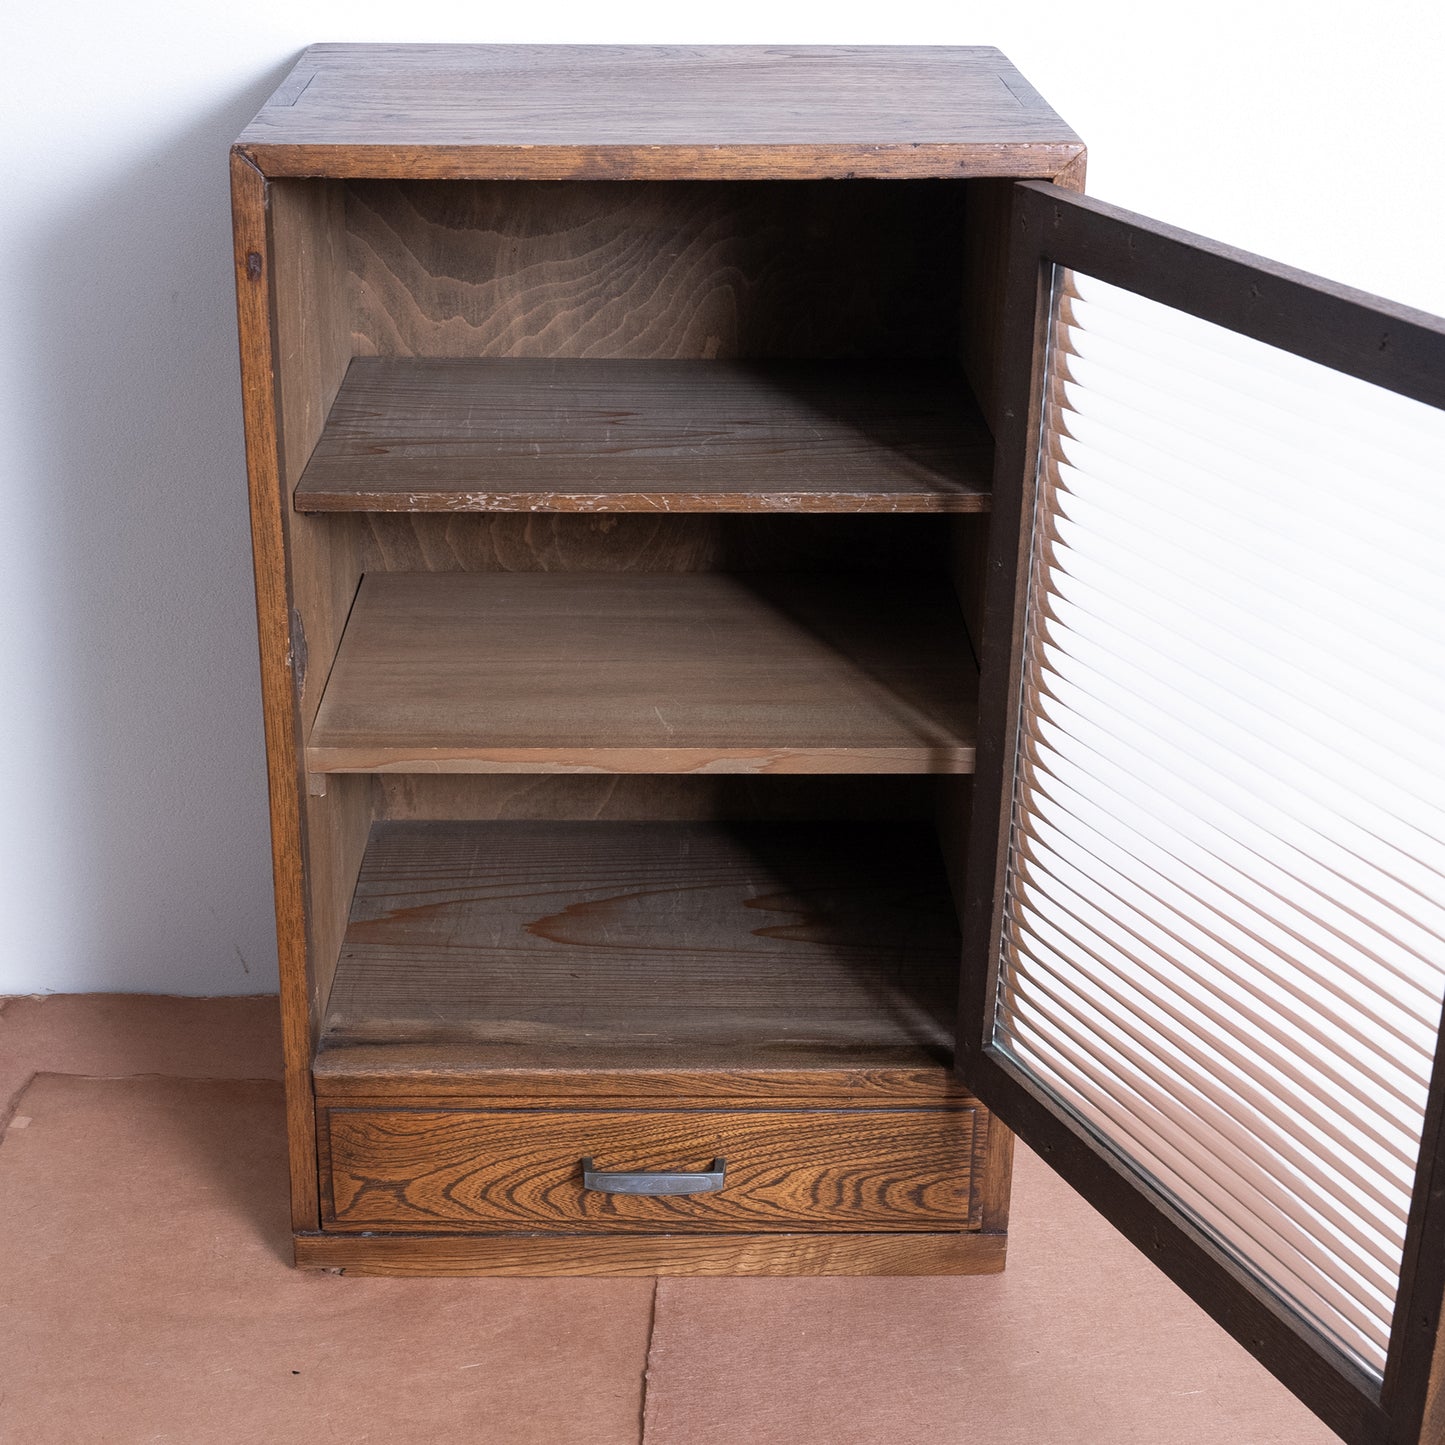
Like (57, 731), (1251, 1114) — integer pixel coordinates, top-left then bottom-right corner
(306, 571), (977, 775)
(315, 820), (959, 1081)
(293, 359), (994, 514)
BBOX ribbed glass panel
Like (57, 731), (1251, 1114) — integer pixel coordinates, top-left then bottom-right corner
(995, 270), (1445, 1380)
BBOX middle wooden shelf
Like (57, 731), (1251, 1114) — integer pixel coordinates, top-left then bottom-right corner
(292, 358), (995, 514)
(305, 570), (978, 775)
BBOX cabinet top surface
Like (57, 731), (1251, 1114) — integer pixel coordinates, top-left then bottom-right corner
(233, 44), (1083, 180)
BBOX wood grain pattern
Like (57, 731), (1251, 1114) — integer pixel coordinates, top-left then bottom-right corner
(294, 359), (993, 513)
(306, 572), (977, 775)
(345, 179), (967, 361)
(268, 177), (377, 1037)
(320, 1107), (974, 1233)
(294, 1228), (1006, 1277)
(313, 1071), (973, 1109)
(372, 774), (936, 825)
(318, 819), (959, 1071)
(356, 513), (950, 575)
(230, 155), (325, 1231)
(976, 1110), (1017, 1234)
(236, 45), (1083, 180)
(232, 168), (376, 1232)
(270, 177), (354, 733)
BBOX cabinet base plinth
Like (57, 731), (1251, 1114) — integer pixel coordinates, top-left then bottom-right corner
(294, 1230), (1005, 1277)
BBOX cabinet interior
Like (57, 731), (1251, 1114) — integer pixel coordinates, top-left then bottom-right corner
(266, 174), (1011, 1085)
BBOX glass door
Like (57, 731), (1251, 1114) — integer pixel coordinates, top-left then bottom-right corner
(961, 180), (1445, 1445)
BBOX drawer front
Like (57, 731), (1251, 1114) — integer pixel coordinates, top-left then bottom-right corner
(322, 1107), (976, 1233)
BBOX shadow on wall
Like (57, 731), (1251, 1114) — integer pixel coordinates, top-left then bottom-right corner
(18, 63), (297, 993)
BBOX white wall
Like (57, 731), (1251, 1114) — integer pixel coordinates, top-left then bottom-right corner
(1, 2), (1440, 995)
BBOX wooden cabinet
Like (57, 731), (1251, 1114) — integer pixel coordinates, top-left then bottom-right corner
(232, 45), (1445, 1445)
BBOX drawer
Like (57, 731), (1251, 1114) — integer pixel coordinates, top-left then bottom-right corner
(321, 1107), (977, 1234)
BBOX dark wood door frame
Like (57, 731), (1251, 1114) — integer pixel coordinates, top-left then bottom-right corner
(957, 179), (1445, 1445)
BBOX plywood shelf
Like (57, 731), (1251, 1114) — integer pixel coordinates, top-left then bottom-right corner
(293, 359), (994, 514)
(314, 819), (960, 1082)
(305, 571), (978, 775)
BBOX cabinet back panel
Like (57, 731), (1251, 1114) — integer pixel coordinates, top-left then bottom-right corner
(302, 177), (982, 919)
(373, 774), (937, 824)
(346, 179), (967, 360)
(356, 512), (950, 575)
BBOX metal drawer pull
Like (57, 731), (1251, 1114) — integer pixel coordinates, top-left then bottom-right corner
(580, 1156), (727, 1196)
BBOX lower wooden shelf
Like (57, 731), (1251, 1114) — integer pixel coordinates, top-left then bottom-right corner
(315, 818), (963, 1094)
(310, 818), (992, 1270)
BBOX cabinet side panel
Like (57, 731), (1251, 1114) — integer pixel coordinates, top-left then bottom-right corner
(975, 1106), (1016, 1234)
(229, 153), (321, 1229)
(268, 179), (376, 1035)
(301, 777), (372, 1016)
(959, 178), (1013, 435)
(271, 178), (359, 731)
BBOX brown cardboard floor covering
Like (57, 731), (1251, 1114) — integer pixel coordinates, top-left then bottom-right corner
(0, 993), (283, 1119)
(0, 997), (1336, 1443)
(0, 998), (653, 1445)
(642, 1146), (1338, 1445)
